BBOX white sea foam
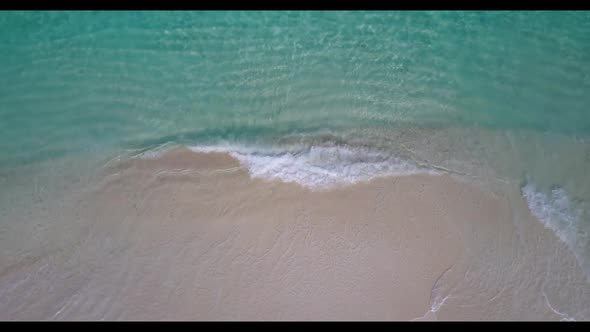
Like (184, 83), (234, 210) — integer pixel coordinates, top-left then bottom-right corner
(521, 182), (581, 247)
(521, 181), (590, 279)
(186, 144), (440, 189)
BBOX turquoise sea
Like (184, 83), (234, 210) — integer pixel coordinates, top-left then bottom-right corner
(1, 11), (590, 319)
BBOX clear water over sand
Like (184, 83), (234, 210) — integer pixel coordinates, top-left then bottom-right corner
(1, 11), (589, 320)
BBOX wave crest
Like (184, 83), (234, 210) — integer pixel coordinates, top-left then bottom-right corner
(187, 144), (439, 189)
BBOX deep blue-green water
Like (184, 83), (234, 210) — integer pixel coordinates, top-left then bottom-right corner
(1, 11), (590, 301)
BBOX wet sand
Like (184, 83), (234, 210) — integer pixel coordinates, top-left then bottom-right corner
(0, 148), (588, 320)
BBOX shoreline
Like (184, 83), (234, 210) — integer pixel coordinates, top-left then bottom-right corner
(0, 148), (588, 320)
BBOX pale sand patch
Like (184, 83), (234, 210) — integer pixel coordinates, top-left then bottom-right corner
(0, 148), (588, 320)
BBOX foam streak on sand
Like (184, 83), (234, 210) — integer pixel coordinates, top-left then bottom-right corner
(543, 291), (576, 321)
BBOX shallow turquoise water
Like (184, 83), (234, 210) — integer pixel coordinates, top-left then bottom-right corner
(1, 11), (590, 320)
(1, 11), (590, 275)
(1, 11), (590, 164)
